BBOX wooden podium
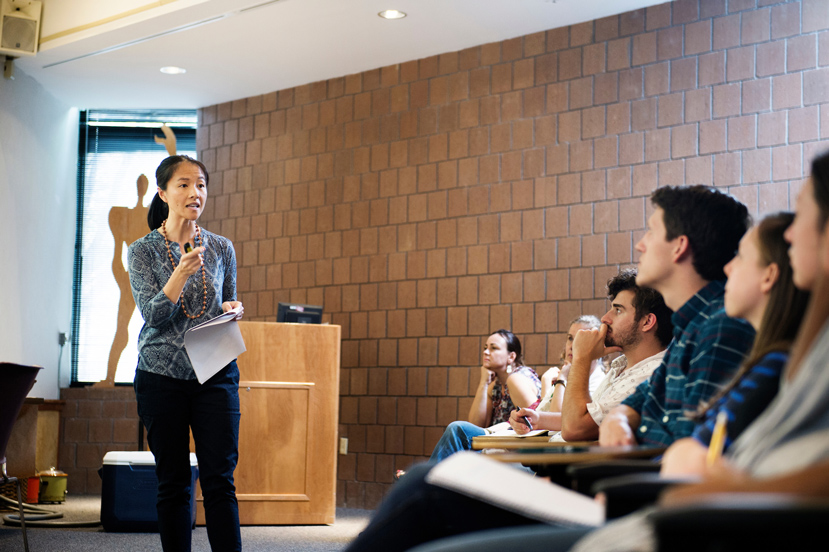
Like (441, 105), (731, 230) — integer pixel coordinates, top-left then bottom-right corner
(194, 321), (341, 525)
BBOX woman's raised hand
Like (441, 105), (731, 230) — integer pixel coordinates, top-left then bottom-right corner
(177, 246), (205, 276)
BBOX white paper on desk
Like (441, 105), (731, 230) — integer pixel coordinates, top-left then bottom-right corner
(184, 306), (246, 384)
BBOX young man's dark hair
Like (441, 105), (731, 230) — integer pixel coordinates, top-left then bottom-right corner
(606, 268), (674, 347)
(651, 185), (752, 282)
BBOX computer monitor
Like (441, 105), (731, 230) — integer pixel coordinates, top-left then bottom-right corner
(276, 303), (323, 324)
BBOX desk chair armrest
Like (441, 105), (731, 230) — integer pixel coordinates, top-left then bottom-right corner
(566, 460), (661, 495)
(652, 494), (829, 552)
(591, 473), (698, 519)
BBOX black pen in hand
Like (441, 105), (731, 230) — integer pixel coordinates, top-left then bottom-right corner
(518, 409), (533, 431)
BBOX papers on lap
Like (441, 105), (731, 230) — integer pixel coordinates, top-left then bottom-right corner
(425, 451), (604, 527)
(483, 421), (549, 438)
(184, 306), (246, 383)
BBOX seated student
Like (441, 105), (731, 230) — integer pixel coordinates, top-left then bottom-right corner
(344, 186), (755, 552)
(566, 191), (829, 552)
(532, 315), (605, 430)
(343, 210), (808, 552)
(392, 157), (829, 552)
(429, 330), (540, 462)
(509, 269), (672, 442)
(599, 185), (755, 447)
(661, 212), (810, 475)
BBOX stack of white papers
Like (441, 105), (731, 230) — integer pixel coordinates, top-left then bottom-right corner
(184, 306), (246, 383)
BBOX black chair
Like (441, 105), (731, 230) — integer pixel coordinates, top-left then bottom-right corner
(652, 494), (829, 551)
(0, 362), (43, 552)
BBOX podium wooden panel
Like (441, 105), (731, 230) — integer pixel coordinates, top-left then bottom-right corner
(193, 321), (341, 525)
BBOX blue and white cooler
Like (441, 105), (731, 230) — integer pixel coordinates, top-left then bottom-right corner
(99, 451), (199, 532)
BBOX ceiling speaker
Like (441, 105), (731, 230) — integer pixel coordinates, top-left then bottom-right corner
(0, 0), (41, 57)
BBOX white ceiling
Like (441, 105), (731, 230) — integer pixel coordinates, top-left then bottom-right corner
(14, 0), (668, 110)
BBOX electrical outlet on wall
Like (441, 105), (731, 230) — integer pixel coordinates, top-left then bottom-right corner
(339, 438), (348, 455)
(58, 332), (69, 346)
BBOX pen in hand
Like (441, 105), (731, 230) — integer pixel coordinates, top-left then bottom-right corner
(517, 408), (533, 431)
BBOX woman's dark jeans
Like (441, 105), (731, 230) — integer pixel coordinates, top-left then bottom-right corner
(135, 362), (242, 552)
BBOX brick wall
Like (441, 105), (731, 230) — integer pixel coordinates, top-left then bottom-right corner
(187, 0), (829, 508)
(58, 387), (139, 495)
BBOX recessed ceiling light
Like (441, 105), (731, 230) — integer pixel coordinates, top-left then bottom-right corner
(160, 66), (187, 75)
(378, 9), (406, 20)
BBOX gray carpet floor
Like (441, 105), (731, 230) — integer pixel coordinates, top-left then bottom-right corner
(0, 495), (372, 551)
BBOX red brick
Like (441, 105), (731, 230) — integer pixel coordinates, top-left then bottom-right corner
(645, 62), (669, 96)
(699, 51), (725, 87)
(620, 132), (644, 165)
(644, 128), (671, 162)
(607, 102), (630, 134)
(772, 145), (803, 182)
(758, 111), (787, 147)
(583, 43), (605, 75)
(607, 38), (631, 71)
(742, 78), (770, 114)
(757, 41), (785, 78)
(559, 48), (582, 81)
(658, 93), (683, 127)
(672, 124), (698, 159)
(569, 77), (593, 111)
(686, 155), (713, 185)
(742, 148), (771, 184)
(804, 68), (829, 105)
(788, 106), (820, 143)
(772, 1), (801, 39)
(803, 0), (829, 34)
(713, 14), (740, 50)
(631, 97), (656, 131)
(657, 27), (683, 60)
(772, 73), (802, 110)
(713, 83), (741, 118)
(671, 58), (697, 92)
(788, 35), (818, 72)
(741, 7), (770, 45)
(728, 115), (756, 151)
(727, 46), (755, 82)
(619, 68), (643, 101)
(631, 163), (658, 196)
(632, 32), (657, 66)
(571, 21), (594, 47)
(685, 20), (711, 56)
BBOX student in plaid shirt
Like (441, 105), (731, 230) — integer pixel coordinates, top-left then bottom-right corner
(599, 185), (755, 447)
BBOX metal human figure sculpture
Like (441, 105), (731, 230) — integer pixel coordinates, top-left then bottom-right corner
(93, 125), (177, 387)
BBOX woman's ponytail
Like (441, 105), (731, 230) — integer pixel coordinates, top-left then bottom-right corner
(147, 193), (169, 230)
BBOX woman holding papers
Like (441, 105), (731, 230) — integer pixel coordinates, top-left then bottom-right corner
(128, 155), (243, 552)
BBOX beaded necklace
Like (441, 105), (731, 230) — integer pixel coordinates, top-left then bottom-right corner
(161, 219), (208, 319)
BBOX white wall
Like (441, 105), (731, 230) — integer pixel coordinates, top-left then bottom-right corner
(0, 65), (78, 399)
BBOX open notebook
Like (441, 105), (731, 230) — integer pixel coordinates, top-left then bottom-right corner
(425, 451), (604, 527)
(482, 421), (549, 438)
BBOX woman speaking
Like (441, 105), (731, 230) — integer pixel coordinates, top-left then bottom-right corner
(128, 155), (243, 552)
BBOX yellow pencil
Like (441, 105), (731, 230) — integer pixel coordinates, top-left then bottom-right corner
(707, 411), (728, 467)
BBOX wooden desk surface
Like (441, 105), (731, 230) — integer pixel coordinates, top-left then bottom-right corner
(472, 436), (598, 450)
(486, 445), (665, 465)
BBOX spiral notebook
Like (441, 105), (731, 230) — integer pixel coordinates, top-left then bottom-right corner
(425, 451), (604, 527)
